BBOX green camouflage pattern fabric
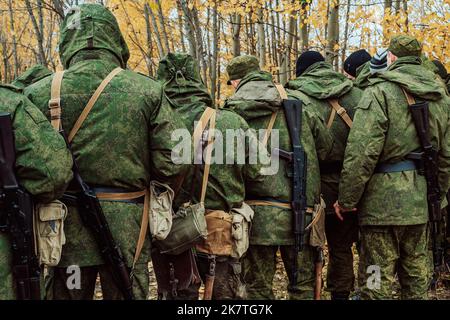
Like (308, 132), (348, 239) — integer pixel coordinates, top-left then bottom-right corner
(11, 65), (52, 89)
(354, 62), (374, 89)
(226, 55), (260, 84)
(157, 55), (265, 212)
(59, 4), (129, 69)
(388, 35), (422, 57)
(358, 224), (430, 300)
(285, 62), (363, 214)
(243, 244), (317, 300)
(24, 4), (187, 299)
(338, 56), (450, 226)
(0, 85), (72, 300)
(224, 70), (321, 245)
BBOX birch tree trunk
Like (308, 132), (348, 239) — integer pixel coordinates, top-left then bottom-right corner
(211, 1), (218, 103)
(326, 0), (339, 69)
(231, 13), (241, 57)
(25, 0), (47, 67)
(146, 3), (165, 58)
(8, 0), (19, 77)
(257, 8), (266, 68)
(280, 1), (297, 84)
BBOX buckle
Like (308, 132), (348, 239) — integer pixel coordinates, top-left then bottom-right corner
(337, 107), (346, 115)
(48, 98), (61, 108)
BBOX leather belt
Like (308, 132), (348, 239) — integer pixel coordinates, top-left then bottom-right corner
(374, 159), (418, 173)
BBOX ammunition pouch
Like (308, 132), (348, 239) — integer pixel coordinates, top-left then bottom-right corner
(34, 200), (68, 266)
(149, 181), (174, 241)
(154, 202), (208, 255)
(306, 197), (327, 248)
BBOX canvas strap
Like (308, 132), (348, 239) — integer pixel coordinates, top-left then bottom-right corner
(246, 200), (314, 213)
(402, 88), (416, 105)
(261, 84), (287, 147)
(198, 109), (217, 204)
(326, 99), (353, 129)
(48, 71), (65, 130)
(68, 67), (123, 143)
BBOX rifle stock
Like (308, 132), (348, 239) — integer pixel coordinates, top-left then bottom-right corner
(409, 101), (444, 281)
(59, 130), (134, 300)
(0, 113), (41, 300)
(280, 100), (307, 289)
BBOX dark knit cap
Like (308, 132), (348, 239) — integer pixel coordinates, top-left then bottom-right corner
(432, 60), (448, 80)
(295, 51), (325, 77)
(344, 49), (371, 77)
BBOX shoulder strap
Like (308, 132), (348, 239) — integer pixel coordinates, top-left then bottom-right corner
(262, 84), (287, 147)
(68, 67), (123, 143)
(193, 107), (217, 204)
(49, 71), (65, 130)
(402, 88), (416, 105)
(326, 99), (353, 128)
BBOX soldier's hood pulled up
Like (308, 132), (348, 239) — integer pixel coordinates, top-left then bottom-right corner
(59, 3), (130, 69)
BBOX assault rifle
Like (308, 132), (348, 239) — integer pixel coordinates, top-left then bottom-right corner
(408, 100), (444, 286)
(59, 130), (134, 300)
(274, 99), (307, 290)
(0, 112), (41, 300)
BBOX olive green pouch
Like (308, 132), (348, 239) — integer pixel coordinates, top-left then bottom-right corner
(154, 202), (207, 255)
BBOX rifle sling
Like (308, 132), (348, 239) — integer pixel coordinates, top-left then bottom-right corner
(326, 99), (353, 129)
(261, 84), (287, 147)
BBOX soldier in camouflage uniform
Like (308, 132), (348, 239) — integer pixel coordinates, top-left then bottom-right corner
(336, 35), (450, 300)
(285, 51), (363, 300)
(11, 65), (52, 90)
(224, 55), (322, 300)
(25, 4), (187, 300)
(0, 85), (73, 299)
(156, 53), (267, 300)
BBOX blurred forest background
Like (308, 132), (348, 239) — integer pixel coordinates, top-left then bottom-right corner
(0, 0), (448, 102)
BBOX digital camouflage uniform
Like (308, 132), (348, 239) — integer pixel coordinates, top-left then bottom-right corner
(354, 62), (373, 89)
(0, 85), (73, 300)
(285, 61), (363, 299)
(156, 53), (267, 300)
(11, 65), (52, 90)
(25, 4), (187, 300)
(338, 36), (450, 300)
(224, 56), (322, 300)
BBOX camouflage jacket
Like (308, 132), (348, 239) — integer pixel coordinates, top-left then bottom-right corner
(0, 85), (72, 299)
(338, 56), (450, 226)
(224, 71), (321, 245)
(24, 5), (187, 267)
(157, 53), (265, 212)
(285, 62), (362, 214)
(11, 65), (52, 90)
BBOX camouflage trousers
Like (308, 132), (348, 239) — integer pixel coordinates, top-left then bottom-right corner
(47, 263), (149, 300)
(166, 253), (246, 300)
(325, 212), (359, 297)
(242, 244), (318, 300)
(358, 224), (430, 300)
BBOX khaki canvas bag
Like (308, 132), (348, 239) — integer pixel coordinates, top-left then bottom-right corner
(306, 197), (327, 248)
(34, 200), (68, 266)
(149, 180), (174, 241)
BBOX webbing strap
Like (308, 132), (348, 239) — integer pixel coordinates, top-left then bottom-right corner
(49, 71), (65, 130)
(326, 99), (353, 128)
(402, 88), (417, 105)
(68, 67), (123, 143)
(200, 110), (217, 204)
(246, 200), (314, 213)
(261, 84), (288, 147)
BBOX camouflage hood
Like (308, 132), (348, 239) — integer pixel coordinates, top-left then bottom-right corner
(224, 70), (281, 121)
(286, 62), (353, 100)
(156, 52), (212, 128)
(11, 65), (51, 89)
(378, 56), (446, 101)
(59, 4), (129, 69)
